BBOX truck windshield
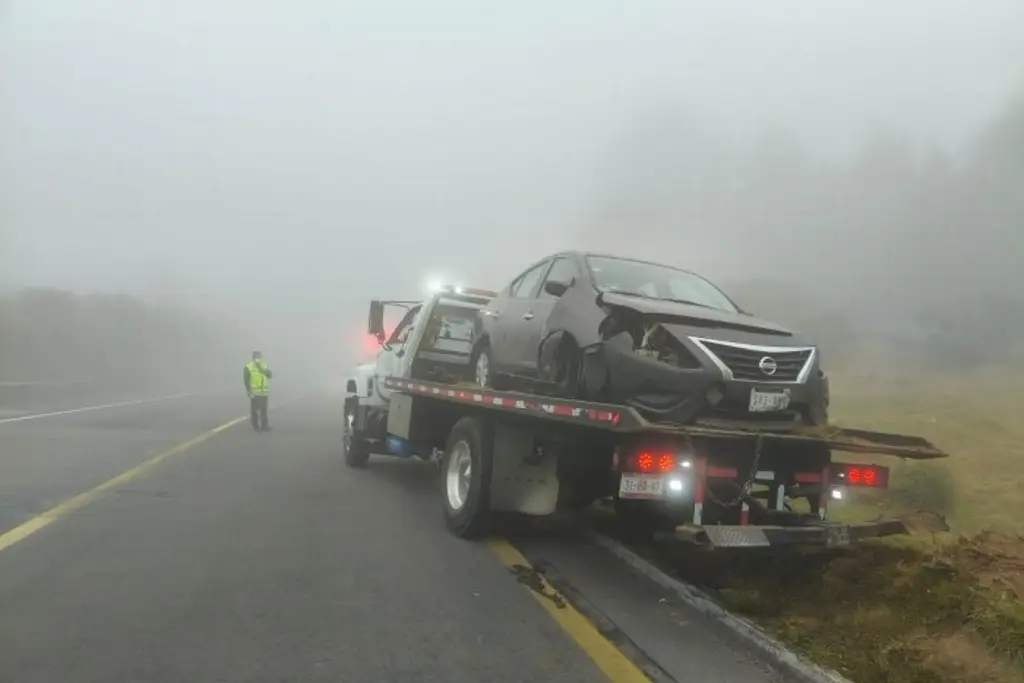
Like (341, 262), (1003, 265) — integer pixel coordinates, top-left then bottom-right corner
(585, 256), (739, 313)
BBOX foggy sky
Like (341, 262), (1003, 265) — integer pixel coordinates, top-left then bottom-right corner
(3, 0), (1024, 306)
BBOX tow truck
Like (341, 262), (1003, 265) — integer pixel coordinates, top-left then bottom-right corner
(344, 287), (949, 549)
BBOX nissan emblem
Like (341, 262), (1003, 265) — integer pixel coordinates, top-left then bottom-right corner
(759, 356), (778, 376)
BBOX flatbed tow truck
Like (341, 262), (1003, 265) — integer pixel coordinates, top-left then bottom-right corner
(344, 291), (949, 550)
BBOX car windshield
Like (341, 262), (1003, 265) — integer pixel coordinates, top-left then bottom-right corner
(585, 256), (739, 313)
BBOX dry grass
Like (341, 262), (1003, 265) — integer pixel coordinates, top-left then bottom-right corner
(828, 360), (1024, 536)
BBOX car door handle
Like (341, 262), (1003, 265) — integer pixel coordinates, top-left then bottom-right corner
(522, 312), (535, 320)
(482, 310), (499, 318)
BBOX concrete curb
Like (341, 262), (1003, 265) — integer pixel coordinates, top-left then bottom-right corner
(586, 531), (854, 683)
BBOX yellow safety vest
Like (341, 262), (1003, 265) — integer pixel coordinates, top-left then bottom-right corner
(247, 361), (270, 396)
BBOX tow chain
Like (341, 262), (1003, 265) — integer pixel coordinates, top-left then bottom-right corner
(704, 432), (764, 509)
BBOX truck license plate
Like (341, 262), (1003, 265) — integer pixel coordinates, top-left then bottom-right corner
(748, 388), (791, 413)
(618, 474), (663, 499)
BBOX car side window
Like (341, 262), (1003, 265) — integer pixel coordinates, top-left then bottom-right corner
(538, 258), (579, 299)
(509, 261), (549, 299)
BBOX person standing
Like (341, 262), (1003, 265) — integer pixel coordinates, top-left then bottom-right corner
(244, 350), (274, 432)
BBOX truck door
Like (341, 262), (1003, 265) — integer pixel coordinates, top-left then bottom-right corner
(373, 305), (421, 403)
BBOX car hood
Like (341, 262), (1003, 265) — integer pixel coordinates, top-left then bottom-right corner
(598, 291), (794, 337)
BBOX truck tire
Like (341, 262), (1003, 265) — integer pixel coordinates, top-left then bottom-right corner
(343, 412), (371, 468)
(441, 416), (493, 538)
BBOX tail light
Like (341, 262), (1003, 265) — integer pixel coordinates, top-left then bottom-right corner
(831, 463), (889, 488)
(622, 451), (688, 474)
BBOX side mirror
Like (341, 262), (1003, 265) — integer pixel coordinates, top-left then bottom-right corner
(543, 278), (570, 298)
(368, 300), (386, 342)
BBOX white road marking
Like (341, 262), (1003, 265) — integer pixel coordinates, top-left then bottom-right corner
(0, 390), (223, 425)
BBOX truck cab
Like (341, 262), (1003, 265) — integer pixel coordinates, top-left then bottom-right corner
(343, 286), (497, 466)
(366, 288), (495, 403)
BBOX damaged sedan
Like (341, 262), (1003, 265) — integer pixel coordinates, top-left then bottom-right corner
(471, 251), (830, 429)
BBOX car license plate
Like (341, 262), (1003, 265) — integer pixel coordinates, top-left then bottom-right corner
(748, 388), (791, 413)
(618, 474), (663, 499)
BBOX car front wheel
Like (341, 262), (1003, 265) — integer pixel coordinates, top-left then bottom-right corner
(474, 344), (496, 388)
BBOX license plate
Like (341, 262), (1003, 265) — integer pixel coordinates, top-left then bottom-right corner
(748, 388), (791, 413)
(618, 474), (663, 499)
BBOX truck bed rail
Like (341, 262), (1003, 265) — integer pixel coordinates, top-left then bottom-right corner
(383, 377), (948, 460)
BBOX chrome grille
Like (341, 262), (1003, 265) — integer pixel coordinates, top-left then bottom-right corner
(695, 339), (814, 382)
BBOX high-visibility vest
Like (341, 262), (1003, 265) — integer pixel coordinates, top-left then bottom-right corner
(247, 361), (270, 396)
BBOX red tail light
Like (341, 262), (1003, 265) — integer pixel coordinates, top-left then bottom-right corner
(627, 452), (676, 473)
(832, 463), (889, 488)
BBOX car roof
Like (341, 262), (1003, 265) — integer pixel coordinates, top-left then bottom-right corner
(510, 250), (713, 287)
(573, 251), (710, 278)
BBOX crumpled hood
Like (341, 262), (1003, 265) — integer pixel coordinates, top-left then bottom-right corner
(598, 291), (794, 337)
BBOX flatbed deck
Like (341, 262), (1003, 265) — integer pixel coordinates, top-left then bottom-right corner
(384, 377), (948, 460)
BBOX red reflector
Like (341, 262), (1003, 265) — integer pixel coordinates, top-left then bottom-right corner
(658, 454), (675, 473)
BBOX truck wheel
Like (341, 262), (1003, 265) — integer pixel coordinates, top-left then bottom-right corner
(343, 413), (370, 468)
(441, 417), (493, 538)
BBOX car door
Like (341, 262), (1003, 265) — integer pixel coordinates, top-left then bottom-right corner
(517, 256), (581, 376)
(505, 259), (555, 375)
(489, 260), (550, 375)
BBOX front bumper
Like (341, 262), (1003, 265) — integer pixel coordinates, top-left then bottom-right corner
(586, 334), (829, 429)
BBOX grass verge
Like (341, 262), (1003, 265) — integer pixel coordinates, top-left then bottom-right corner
(596, 362), (1024, 682)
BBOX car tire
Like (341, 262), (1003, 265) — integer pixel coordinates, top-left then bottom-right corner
(343, 410), (370, 468)
(441, 417), (493, 538)
(554, 336), (582, 399)
(473, 342), (501, 389)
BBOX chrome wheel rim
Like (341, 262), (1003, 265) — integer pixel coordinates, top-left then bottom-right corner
(445, 440), (473, 511)
(343, 413), (353, 452)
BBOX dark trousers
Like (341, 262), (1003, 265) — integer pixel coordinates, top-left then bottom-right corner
(250, 395), (269, 431)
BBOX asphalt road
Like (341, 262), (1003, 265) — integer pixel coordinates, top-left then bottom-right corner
(0, 389), (786, 683)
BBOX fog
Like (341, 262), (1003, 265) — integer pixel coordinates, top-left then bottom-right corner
(2, 1), (1023, 385)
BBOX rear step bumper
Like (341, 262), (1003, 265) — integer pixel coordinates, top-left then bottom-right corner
(661, 515), (949, 549)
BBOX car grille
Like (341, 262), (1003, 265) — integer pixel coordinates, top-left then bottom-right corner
(696, 340), (813, 382)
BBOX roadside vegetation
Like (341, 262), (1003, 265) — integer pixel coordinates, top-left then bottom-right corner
(596, 358), (1024, 683)
(0, 288), (243, 388)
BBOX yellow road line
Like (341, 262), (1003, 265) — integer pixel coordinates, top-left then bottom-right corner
(0, 416), (246, 553)
(488, 538), (651, 683)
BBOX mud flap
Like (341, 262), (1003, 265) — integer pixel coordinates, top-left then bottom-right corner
(488, 423), (560, 515)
